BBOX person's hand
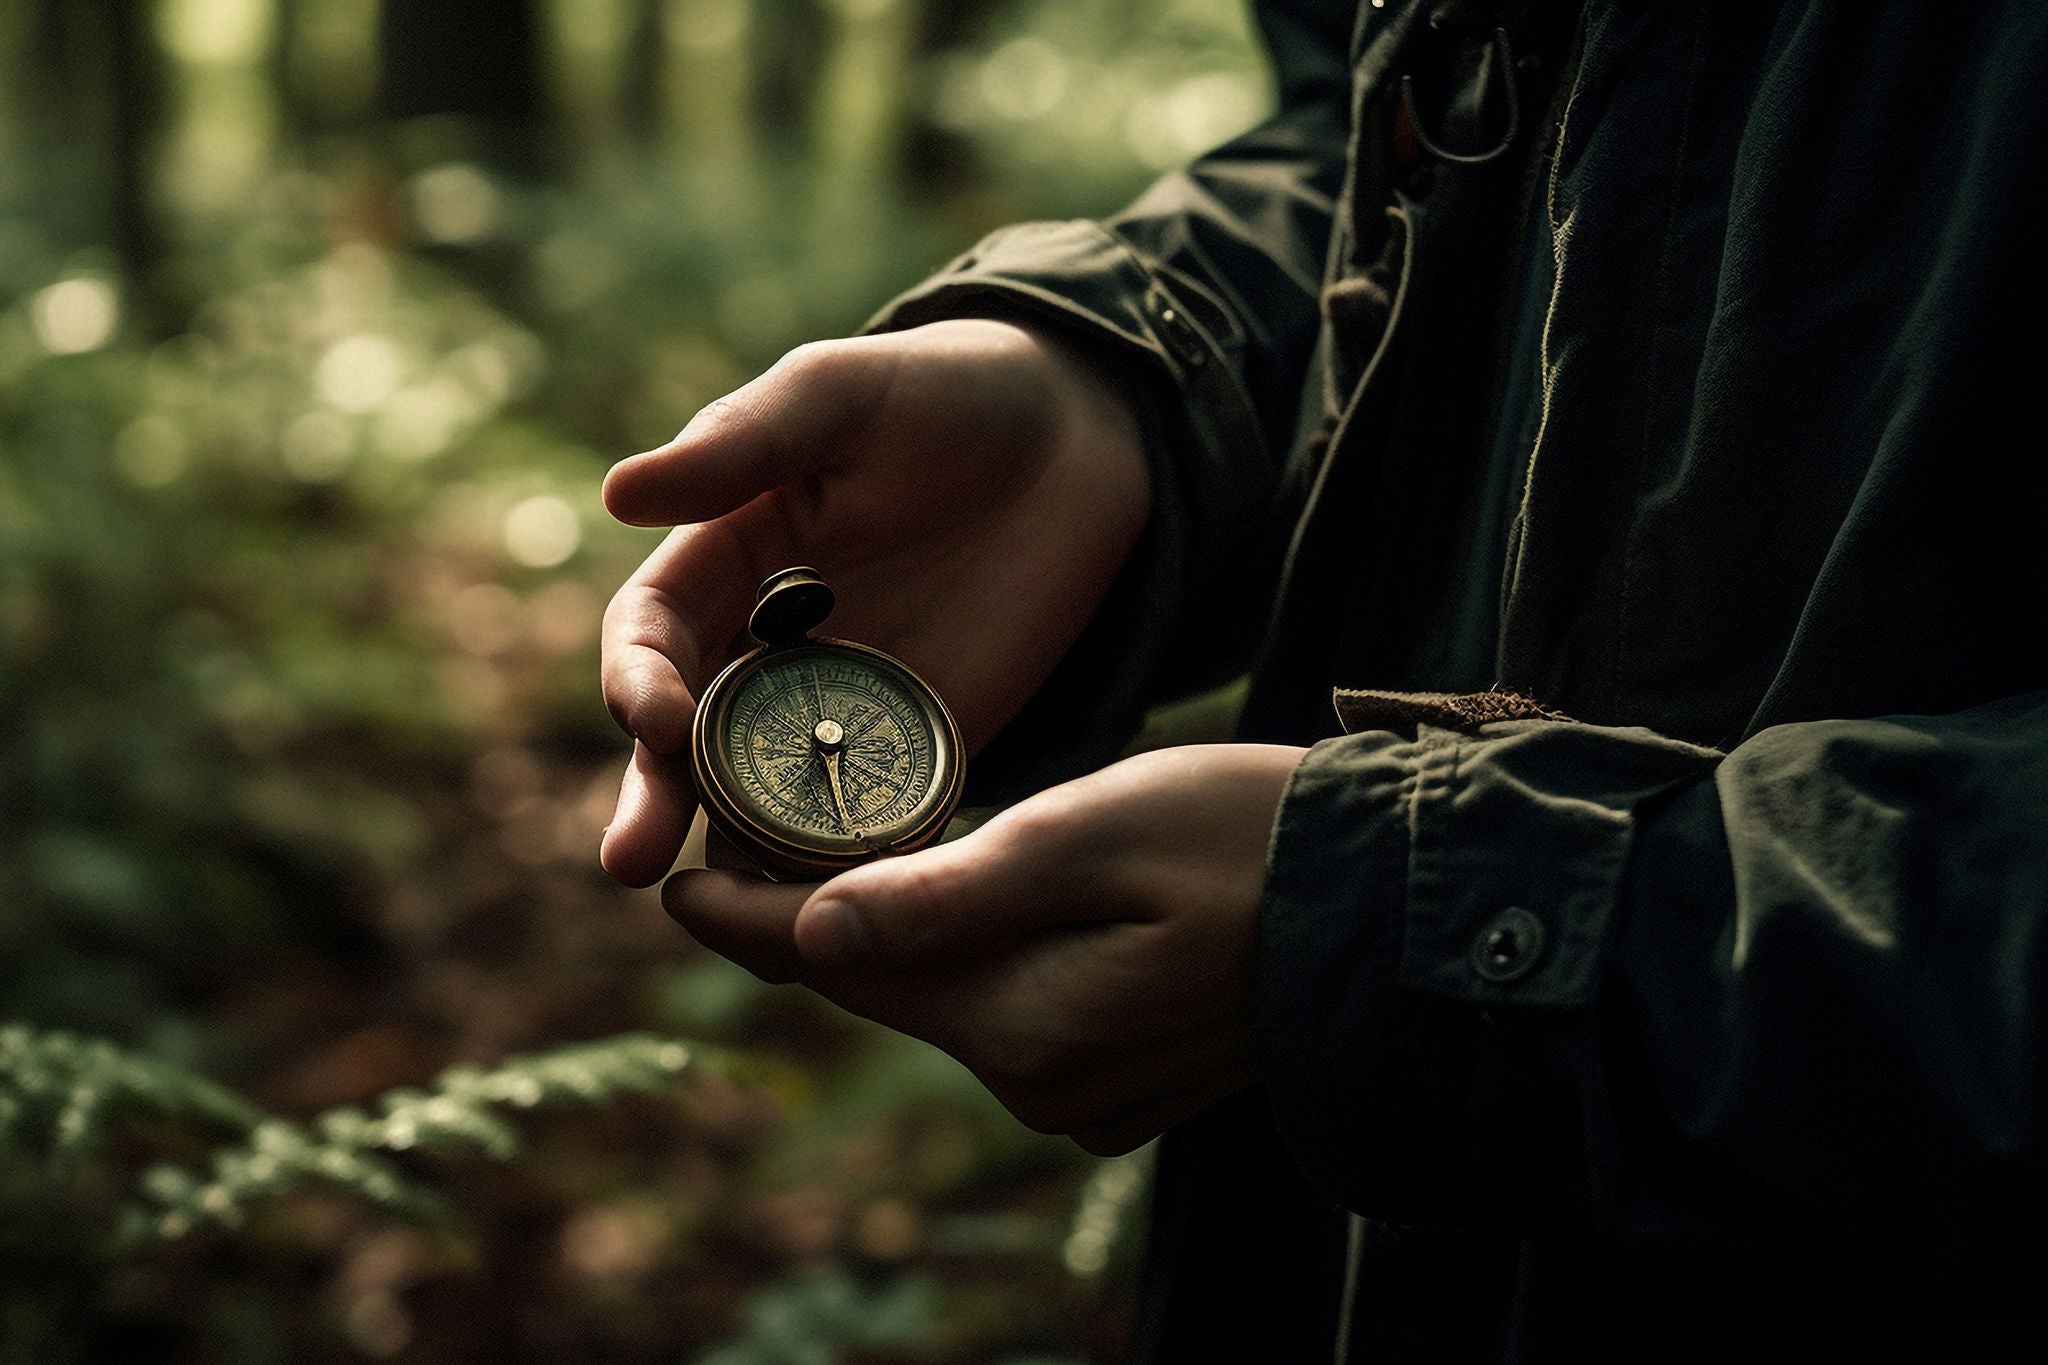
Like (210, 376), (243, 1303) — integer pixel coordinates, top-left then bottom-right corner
(599, 318), (1149, 887)
(662, 743), (1306, 1155)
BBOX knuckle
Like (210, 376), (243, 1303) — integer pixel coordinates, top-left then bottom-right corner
(692, 390), (744, 428)
(774, 339), (836, 384)
(990, 800), (1070, 854)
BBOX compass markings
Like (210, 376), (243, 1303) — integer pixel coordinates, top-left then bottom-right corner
(726, 650), (938, 838)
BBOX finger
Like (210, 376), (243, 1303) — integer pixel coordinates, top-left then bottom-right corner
(600, 742), (696, 888)
(600, 521), (761, 752)
(602, 340), (886, 528)
(662, 869), (811, 985)
(792, 808), (1125, 974)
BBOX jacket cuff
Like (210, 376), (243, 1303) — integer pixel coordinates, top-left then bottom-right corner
(868, 219), (1264, 455)
(1258, 716), (1720, 1225)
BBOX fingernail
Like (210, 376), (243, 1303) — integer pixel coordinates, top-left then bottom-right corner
(801, 898), (870, 968)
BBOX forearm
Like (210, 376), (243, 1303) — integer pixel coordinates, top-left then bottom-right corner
(1260, 690), (2048, 1287)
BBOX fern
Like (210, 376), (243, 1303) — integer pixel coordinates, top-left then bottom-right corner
(138, 1034), (707, 1240)
(0, 1023), (711, 1246)
(0, 1024), (267, 1160)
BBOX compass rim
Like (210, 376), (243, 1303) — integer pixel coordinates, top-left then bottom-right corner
(691, 637), (964, 882)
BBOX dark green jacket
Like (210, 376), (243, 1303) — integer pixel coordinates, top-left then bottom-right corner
(877, 1), (2048, 1358)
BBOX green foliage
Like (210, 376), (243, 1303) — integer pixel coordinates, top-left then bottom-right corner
(0, 1024), (265, 1164)
(0, 0), (1256, 1355)
(0, 1023), (709, 1248)
(140, 1034), (706, 1241)
(694, 1267), (944, 1365)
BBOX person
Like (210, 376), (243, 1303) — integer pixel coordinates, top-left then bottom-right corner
(599, 0), (2048, 1358)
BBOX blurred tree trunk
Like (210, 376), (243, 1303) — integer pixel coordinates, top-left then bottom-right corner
(658, 0), (758, 212)
(283, 0), (381, 132)
(0, 4), (31, 199)
(899, 0), (1010, 202)
(379, 0), (544, 172)
(541, 0), (649, 180)
(106, 0), (166, 327)
(804, 0), (921, 311)
(12, 0), (169, 331)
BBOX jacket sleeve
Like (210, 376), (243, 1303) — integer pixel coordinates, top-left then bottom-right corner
(1259, 691), (2048, 1289)
(866, 0), (1361, 798)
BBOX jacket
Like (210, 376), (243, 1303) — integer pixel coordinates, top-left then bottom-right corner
(872, 1), (2048, 1358)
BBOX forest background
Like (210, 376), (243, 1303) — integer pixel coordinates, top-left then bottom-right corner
(0, 0), (1270, 1359)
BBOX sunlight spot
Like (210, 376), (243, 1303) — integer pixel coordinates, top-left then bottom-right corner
(503, 495), (581, 567)
(664, 0), (745, 52)
(821, 0), (895, 19)
(316, 333), (403, 412)
(1126, 72), (1267, 169)
(978, 37), (1068, 123)
(558, 0), (634, 56)
(1163, 72), (1267, 152)
(375, 380), (472, 461)
(408, 163), (502, 245)
(31, 278), (119, 355)
(159, 0), (275, 65)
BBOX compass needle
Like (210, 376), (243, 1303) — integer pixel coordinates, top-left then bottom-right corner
(821, 750), (854, 834)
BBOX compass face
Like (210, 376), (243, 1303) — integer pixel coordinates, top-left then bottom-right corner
(695, 641), (959, 871)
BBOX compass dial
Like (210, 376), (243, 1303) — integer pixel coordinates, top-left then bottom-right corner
(695, 638), (959, 876)
(729, 646), (934, 838)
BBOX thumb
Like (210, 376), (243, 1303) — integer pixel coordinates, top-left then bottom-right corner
(603, 340), (884, 528)
(793, 816), (1108, 973)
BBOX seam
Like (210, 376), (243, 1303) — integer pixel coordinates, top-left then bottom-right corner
(1500, 12), (1586, 651)
(1267, 203), (1419, 690)
(1401, 727), (1459, 988)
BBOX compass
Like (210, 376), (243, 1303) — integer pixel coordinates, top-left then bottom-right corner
(690, 567), (965, 881)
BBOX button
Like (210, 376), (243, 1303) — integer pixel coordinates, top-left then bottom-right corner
(1148, 290), (1209, 370)
(1471, 907), (1545, 983)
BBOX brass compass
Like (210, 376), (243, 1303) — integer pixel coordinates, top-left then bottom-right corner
(691, 567), (965, 881)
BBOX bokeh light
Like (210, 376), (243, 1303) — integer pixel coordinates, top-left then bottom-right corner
(31, 278), (120, 355)
(2, 0), (1265, 1355)
(502, 495), (582, 568)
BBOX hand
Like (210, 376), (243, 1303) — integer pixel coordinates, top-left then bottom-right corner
(599, 319), (1150, 886)
(662, 743), (1307, 1155)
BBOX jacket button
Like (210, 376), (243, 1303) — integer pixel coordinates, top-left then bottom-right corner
(1471, 907), (1545, 983)
(1154, 303), (1208, 369)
